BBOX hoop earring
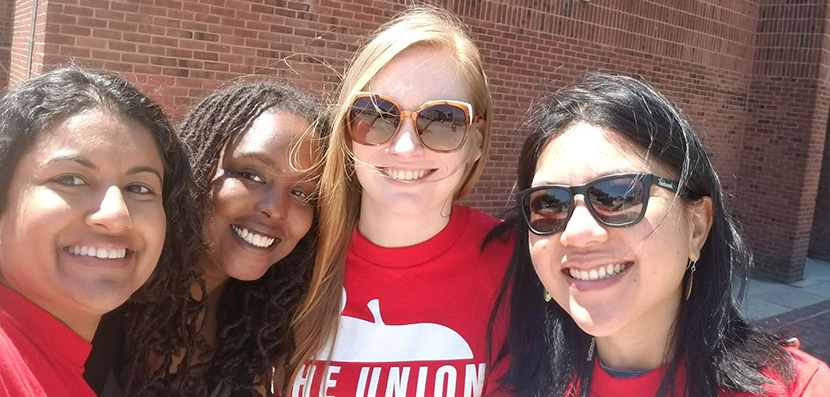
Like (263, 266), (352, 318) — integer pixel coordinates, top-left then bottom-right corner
(684, 260), (697, 301)
(544, 289), (552, 302)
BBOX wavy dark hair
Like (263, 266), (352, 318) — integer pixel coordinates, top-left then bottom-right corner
(0, 65), (201, 311)
(490, 73), (793, 396)
(0, 66), (203, 397)
(123, 80), (322, 396)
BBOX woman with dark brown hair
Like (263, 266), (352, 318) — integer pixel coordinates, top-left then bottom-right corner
(88, 80), (324, 396)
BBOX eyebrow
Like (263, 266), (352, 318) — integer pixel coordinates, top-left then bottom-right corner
(127, 166), (163, 183)
(44, 155), (163, 183)
(237, 151), (277, 168)
(44, 154), (97, 170)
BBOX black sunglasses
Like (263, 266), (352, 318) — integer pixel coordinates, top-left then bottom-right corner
(517, 173), (680, 235)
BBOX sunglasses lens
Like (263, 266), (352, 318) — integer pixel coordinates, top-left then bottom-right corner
(416, 104), (469, 151)
(524, 188), (572, 234)
(348, 96), (400, 145)
(587, 176), (645, 225)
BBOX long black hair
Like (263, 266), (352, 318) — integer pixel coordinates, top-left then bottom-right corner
(491, 72), (793, 396)
(123, 80), (323, 396)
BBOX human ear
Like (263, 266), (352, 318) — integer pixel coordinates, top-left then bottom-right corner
(687, 196), (713, 261)
(467, 119), (486, 163)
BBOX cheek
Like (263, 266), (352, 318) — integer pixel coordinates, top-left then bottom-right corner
(209, 180), (247, 217)
(351, 144), (376, 165)
(13, 189), (74, 242)
(286, 205), (314, 242)
(529, 235), (560, 281)
(133, 202), (167, 255)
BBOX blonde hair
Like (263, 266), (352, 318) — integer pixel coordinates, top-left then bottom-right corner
(288, 5), (492, 385)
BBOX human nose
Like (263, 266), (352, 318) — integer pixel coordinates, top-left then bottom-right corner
(559, 195), (608, 247)
(254, 183), (287, 221)
(387, 112), (424, 156)
(86, 186), (132, 233)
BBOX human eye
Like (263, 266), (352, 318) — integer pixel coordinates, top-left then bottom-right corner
(291, 189), (308, 199)
(290, 182), (316, 204)
(239, 170), (265, 183)
(290, 188), (311, 200)
(53, 175), (86, 186)
(125, 184), (156, 196)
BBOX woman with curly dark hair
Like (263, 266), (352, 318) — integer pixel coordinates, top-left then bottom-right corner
(0, 66), (199, 396)
(88, 80), (323, 396)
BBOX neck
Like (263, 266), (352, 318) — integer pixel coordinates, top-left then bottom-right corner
(358, 200), (453, 247)
(197, 255), (230, 298)
(594, 293), (681, 371)
(53, 307), (100, 342)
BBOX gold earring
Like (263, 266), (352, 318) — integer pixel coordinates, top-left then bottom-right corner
(544, 289), (552, 302)
(684, 260), (696, 301)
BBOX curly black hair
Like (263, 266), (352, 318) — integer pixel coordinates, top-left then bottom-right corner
(122, 79), (323, 396)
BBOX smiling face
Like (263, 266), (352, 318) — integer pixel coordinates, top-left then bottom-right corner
(529, 122), (709, 343)
(202, 110), (316, 286)
(351, 46), (483, 219)
(0, 110), (166, 337)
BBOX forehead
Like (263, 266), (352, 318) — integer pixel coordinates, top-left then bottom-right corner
(38, 109), (155, 148)
(367, 47), (471, 110)
(31, 110), (161, 166)
(533, 122), (658, 185)
(227, 110), (316, 168)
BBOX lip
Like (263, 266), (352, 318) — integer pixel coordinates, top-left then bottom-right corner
(230, 223), (281, 252)
(562, 256), (633, 292)
(61, 245), (132, 269)
(377, 166), (437, 183)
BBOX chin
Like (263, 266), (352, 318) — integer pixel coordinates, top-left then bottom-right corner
(228, 265), (271, 282)
(71, 283), (136, 315)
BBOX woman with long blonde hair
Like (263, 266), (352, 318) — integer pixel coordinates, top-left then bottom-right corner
(288, 7), (512, 397)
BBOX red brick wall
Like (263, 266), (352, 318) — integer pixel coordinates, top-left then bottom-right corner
(10, 0), (46, 85)
(736, 0), (830, 282)
(808, 1), (830, 263)
(811, 121), (830, 262)
(439, 1), (758, 215)
(7, 0), (828, 281)
(0, 0), (14, 89)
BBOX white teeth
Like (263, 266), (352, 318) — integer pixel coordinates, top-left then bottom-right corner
(569, 264), (627, 281)
(67, 246), (127, 259)
(386, 169), (429, 181)
(232, 225), (276, 248)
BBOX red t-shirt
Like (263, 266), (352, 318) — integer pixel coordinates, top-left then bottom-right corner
(0, 284), (95, 397)
(290, 206), (513, 397)
(587, 347), (830, 396)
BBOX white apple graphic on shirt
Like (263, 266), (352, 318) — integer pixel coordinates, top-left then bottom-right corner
(320, 289), (474, 362)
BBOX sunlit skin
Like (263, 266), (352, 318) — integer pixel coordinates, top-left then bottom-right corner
(529, 122), (712, 370)
(0, 110), (166, 342)
(353, 47), (484, 247)
(200, 110), (317, 297)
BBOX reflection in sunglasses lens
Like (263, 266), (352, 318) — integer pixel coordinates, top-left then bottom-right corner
(417, 104), (468, 151)
(524, 176), (648, 233)
(588, 177), (643, 225)
(348, 95), (471, 152)
(527, 188), (572, 233)
(349, 97), (400, 144)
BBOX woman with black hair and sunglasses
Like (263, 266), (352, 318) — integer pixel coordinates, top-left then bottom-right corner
(491, 72), (830, 396)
